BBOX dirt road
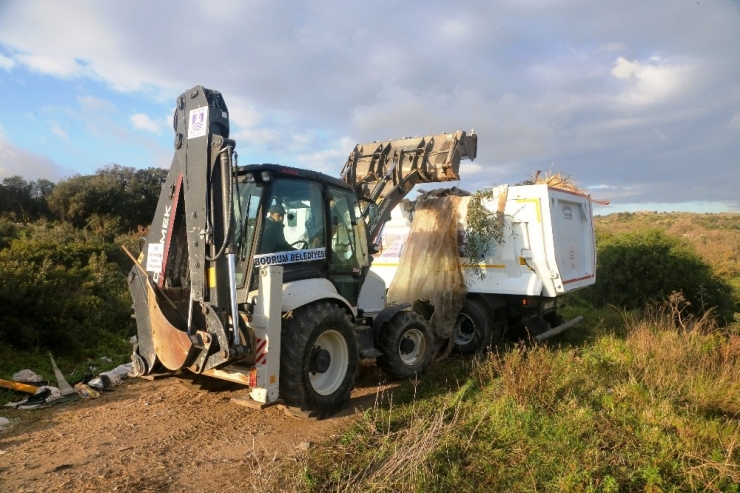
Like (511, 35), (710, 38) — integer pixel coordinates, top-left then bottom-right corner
(0, 367), (392, 493)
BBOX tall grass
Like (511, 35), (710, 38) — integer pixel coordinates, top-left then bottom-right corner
(299, 299), (740, 492)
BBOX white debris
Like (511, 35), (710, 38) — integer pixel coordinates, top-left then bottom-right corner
(129, 335), (138, 345)
(12, 369), (43, 383)
(35, 386), (61, 402)
(88, 363), (134, 390)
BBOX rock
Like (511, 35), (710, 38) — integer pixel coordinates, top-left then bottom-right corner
(296, 441), (312, 451)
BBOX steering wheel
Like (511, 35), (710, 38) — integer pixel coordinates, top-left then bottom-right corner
(290, 240), (308, 250)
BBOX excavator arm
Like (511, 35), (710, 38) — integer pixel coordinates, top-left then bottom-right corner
(129, 85), (248, 376)
(340, 130), (477, 240)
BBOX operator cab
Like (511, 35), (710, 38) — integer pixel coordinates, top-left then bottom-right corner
(232, 164), (370, 306)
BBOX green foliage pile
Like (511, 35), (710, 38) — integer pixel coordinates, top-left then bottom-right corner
(463, 189), (512, 280)
(298, 304), (740, 492)
(579, 228), (735, 321)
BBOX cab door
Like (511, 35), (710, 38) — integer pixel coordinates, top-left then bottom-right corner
(326, 186), (369, 306)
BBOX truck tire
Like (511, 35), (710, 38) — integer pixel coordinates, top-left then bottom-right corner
(453, 299), (492, 355)
(376, 311), (435, 380)
(280, 301), (358, 419)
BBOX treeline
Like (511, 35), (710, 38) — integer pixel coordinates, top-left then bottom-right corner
(0, 164), (167, 238)
(0, 165), (166, 357)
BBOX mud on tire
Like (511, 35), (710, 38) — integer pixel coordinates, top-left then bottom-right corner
(279, 301), (359, 419)
(376, 311), (435, 380)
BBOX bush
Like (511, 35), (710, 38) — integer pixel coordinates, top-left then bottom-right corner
(0, 220), (134, 357)
(581, 229), (735, 321)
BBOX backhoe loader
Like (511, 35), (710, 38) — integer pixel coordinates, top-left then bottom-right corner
(128, 85), (476, 418)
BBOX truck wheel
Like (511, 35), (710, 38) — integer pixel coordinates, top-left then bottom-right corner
(453, 299), (492, 355)
(376, 311), (434, 379)
(280, 301), (358, 419)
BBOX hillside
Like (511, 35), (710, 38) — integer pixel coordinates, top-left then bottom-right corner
(594, 212), (740, 280)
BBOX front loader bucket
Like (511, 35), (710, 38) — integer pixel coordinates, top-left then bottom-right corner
(342, 130), (477, 201)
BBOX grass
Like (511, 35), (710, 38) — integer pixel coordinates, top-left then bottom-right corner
(296, 300), (740, 492)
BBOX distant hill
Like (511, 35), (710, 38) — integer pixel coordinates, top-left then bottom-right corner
(594, 212), (740, 279)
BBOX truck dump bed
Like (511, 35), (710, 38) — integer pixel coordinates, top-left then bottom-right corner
(370, 184), (596, 298)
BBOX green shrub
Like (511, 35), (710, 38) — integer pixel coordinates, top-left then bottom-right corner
(581, 229), (734, 321)
(0, 220), (134, 357)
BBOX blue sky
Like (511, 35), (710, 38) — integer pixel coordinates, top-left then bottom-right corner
(1, 0), (739, 214)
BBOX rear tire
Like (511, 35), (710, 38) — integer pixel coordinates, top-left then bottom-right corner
(376, 311), (434, 379)
(280, 301), (358, 419)
(453, 299), (492, 355)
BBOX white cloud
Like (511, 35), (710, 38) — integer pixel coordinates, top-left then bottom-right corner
(15, 53), (87, 78)
(611, 56), (692, 106)
(611, 56), (639, 80)
(0, 52), (14, 70)
(131, 113), (163, 135)
(50, 121), (69, 142)
(294, 136), (355, 175)
(0, 129), (71, 181)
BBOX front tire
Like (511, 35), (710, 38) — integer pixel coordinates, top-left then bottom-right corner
(376, 311), (435, 379)
(280, 301), (359, 419)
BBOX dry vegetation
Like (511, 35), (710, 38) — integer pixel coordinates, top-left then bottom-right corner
(296, 294), (740, 492)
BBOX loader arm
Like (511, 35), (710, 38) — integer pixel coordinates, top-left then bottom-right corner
(340, 130), (477, 240)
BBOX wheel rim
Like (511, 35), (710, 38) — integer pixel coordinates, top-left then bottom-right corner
(398, 328), (426, 366)
(309, 329), (349, 396)
(454, 313), (476, 346)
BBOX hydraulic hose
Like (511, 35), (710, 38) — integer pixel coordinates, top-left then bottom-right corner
(206, 143), (235, 261)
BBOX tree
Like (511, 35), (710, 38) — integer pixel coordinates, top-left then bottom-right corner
(0, 176), (55, 222)
(47, 165), (167, 232)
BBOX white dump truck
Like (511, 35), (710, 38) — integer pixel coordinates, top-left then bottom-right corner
(370, 183), (597, 353)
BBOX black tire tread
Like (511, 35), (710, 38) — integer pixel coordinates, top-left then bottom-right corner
(454, 298), (493, 355)
(279, 301), (359, 419)
(376, 311), (435, 380)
